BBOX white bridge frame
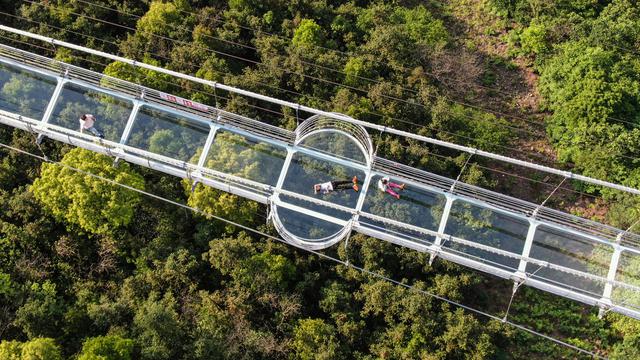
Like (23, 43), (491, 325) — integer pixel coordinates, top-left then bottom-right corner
(0, 39), (639, 320)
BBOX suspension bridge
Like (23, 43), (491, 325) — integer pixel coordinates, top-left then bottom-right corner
(1, 25), (640, 322)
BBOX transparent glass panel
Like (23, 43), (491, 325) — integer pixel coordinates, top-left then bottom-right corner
(282, 152), (365, 208)
(613, 251), (640, 311)
(50, 83), (132, 142)
(443, 201), (529, 272)
(276, 205), (344, 241)
(357, 217), (437, 248)
(279, 192), (353, 226)
(276, 152), (363, 241)
(205, 130), (287, 186)
(361, 174), (445, 231)
(126, 106), (210, 163)
(0, 62), (57, 120)
(527, 225), (612, 296)
(298, 131), (367, 165)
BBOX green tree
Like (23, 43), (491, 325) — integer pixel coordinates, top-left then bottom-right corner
(343, 56), (376, 88)
(430, 99), (512, 152)
(291, 318), (343, 360)
(103, 59), (176, 93)
(13, 282), (64, 339)
(117, 0), (193, 60)
(133, 292), (184, 360)
(31, 148), (145, 235)
(520, 22), (549, 56)
(20, 338), (62, 360)
(186, 184), (260, 232)
(0, 340), (22, 360)
(0, 338), (63, 360)
(292, 19), (325, 48)
(610, 313), (640, 360)
(190, 292), (231, 360)
(611, 335), (640, 360)
(588, 0), (640, 50)
(77, 335), (134, 360)
(136, 1), (187, 38)
(539, 41), (640, 191)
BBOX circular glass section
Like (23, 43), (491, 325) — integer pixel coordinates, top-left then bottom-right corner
(272, 121), (372, 249)
(298, 130), (368, 165)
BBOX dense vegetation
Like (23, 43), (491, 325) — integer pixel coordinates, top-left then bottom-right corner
(496, 0), (640, 227)
(0, 0), (639, 359)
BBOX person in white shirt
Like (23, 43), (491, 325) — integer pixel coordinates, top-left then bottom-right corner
(314, 176), (359, 194)
(377, 176), (405, 199)
(79, 114), (104, 138)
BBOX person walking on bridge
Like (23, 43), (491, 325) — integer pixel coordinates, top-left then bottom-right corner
(314, 176), (359, 194)
(79, 113), (104, 138)
(378, 176), (405, 199)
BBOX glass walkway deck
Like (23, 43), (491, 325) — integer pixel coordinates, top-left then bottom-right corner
(1, 43), (640, 320)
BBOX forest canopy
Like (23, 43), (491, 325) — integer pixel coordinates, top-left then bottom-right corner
(0, 0), (639, 359)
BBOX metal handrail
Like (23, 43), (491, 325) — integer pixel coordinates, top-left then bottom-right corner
(295, 115), (374, 166)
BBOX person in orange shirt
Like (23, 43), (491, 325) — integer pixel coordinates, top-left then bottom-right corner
(314, 176), (359, 194)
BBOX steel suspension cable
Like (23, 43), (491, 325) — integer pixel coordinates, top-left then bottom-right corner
(2, 24), (639, 197)
(20, 0), (550, 138)
(0, 14), (560, 163)
(0, 28), (291, 119)
(388, 140), (602, 200)
(0, 139), (610, 359)
(70, 0), (549, 131)
(72, 0), (640, 132)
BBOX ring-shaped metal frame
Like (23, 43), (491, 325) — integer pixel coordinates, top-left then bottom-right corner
(270, 114), (373, 249)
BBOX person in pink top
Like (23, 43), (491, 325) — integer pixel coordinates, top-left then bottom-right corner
(377, 176), (405, 199)
(79, 114), (104, 138)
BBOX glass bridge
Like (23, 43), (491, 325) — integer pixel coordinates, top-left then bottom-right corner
(1, 43), (640, 320)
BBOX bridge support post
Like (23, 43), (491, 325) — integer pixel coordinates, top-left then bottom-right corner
(429, 194), (454, 265)
(352, 169), (374, 222)
(599, 234), (623, 318)
(112, 100), (143, 165)
(515, 220), (539, 278)
(190, 120), (219, 192)
(273, 147), (295, 198)
(197, 122), (219, 168)
(37, 77), (67, 144)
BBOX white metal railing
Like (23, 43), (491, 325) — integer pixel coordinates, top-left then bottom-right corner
(0, 48), (638, 253)
(1, 43), (638, 250)
(295, 114), (374, 167)
(1, 24), (639, 196)
(1, 43), (640, 319)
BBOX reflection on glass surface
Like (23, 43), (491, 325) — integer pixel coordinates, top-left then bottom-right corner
(126, 106), (209, 163)
(358, 217), (437, 247)
(298, 131), (367, 164)
(0, 62), (57, 120)
(444, 201), (528, 271)
(527, 225), (611, 296)
(277, 206), (344, 241)
(50, 83), (132, 142)
(277, 152), (364, 241)
(282, 152), (365, 208)
(613, 251), (640, 310)
(362, 175), (445, 230)
(205, 130), (286, 186)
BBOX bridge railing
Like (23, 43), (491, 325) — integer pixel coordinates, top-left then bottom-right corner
(1, 44), (640, 319)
